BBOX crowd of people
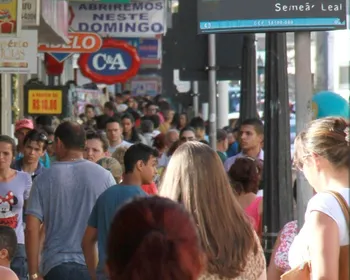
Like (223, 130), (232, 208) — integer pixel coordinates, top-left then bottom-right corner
(0, 91), (348, 280)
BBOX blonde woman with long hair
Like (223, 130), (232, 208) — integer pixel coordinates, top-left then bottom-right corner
(160, 142), (266, 280)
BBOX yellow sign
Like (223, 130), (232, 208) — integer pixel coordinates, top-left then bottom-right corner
(28, 89), (62, 114)
(0, 0), (20, 36)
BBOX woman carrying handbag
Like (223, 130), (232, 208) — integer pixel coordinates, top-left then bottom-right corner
(281, 117), (349, 280)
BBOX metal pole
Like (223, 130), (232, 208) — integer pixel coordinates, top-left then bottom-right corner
(314, 32), (328, 92)
(208, 34), (217, 149)
(192, 81), (199, 117)
(48, 76), (55, 86)
(295, 32), (314, 225)
(1, 74), (12, 135)
(263, 32), (293, 263)
(239, 34), (257, 123)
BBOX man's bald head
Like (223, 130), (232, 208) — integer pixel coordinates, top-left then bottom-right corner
(54, 121), (86, 150)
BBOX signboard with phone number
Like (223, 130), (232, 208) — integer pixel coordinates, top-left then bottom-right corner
(24, 86), (69, 116)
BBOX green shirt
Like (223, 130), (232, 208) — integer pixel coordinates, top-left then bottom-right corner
(217, 151), (227, 163)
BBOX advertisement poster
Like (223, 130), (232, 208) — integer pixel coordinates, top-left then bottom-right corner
(0, 0), (22, 36)
(28, 89), (62, 114)
(74, 88), (105, 116)
(24, 85), (69, 116)
(21, 0), (40, 26)
(130, 75), (162, 96)
(69, 1), (166, 37)
(0, 29), (38, 73)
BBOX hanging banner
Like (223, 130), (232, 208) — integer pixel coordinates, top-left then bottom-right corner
(41, 0), (69, 40)
(197, 0), (347, 33)
(22, 0), (40, 27)
(24, 85), (69, 116)
(69, 1), (166, 37)
(0, 0), (22, 36)
(0, 29), (37, 73)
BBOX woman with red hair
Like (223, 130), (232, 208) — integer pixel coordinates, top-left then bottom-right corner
(106, 196), (205, 280)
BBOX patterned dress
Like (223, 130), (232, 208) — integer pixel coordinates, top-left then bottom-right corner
(199, 233), (266, 280)
(274, 220), (298, 272)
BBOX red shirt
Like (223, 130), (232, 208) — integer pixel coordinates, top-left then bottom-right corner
(141, 182), (158, 195)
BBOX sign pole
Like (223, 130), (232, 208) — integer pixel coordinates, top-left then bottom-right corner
(295, 31), (313, 225)
(239, 34), (257, 124)
(262, 32), (293, 264)
(208, 34), (217, 149)
(192, 81), (199, 117)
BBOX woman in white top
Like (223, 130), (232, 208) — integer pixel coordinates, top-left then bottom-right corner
(288, 117), (349, 280)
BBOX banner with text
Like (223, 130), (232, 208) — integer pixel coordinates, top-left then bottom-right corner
(69, 1), (166, 37)
(24, 85), (69, 116)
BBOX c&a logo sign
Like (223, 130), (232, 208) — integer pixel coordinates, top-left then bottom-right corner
(78, 38), (141, 85)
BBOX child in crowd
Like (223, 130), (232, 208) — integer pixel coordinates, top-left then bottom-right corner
(0, 225), (17, 268)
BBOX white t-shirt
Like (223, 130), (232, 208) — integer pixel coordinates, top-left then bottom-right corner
(108, 140), (132, 154)
(288, 187), (349, 268)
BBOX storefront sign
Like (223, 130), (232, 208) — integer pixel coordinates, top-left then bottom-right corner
(69, 1), (166, 37)
(130, 75), (161, 96)
(22, 0), (39, 26)
(0, 0), (22, 36)
(197, 0), (347, 33)
(38, 31), (102, 62)
(119, 37), (161, 67)
(78, 38), (141, 84)
(0, 29), (37, 73)
(24, 86), (69, 116)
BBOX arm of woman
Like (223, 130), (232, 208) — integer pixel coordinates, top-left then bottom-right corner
(257, 267), (267, 280)
(267, 230), (284, 280)
(308, 210), (340, 280)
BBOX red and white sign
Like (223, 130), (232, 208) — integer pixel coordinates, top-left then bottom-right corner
(38, 31), (102, 53)
(78, 39), (140, 85)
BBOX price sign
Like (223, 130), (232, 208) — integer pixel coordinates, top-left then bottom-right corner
(28, 89), (62, 114)
(22, 0), (40, 26)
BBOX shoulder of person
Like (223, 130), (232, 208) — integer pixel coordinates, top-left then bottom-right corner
(0, 266), (19, 280)
(15, 170), (31, 181)
(307, 190), (349, 212)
